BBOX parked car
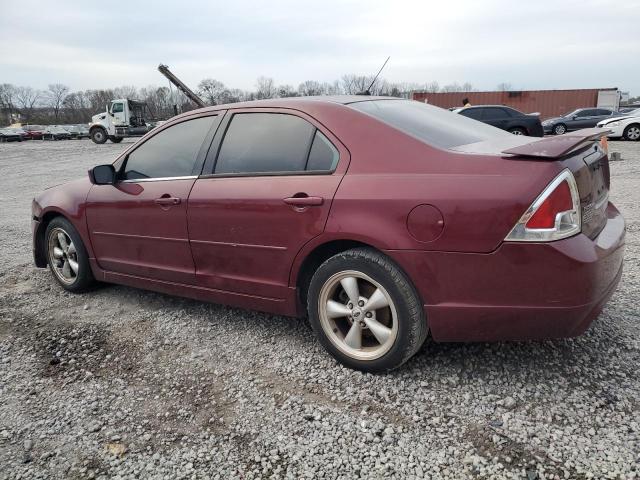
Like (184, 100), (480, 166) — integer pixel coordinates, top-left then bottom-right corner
(62, 125), (90, 139)
(8, 127), (30, 140)
(0, 128), (23, 142)
(453, 105), (543, 136)
(31, 97), (624, 372)
(43, 126), (71, 140)
(596, 108), (640, 141)
(77, 125), (90, 139)
(542, 108), (621, 135)
(22, 125), (45, 140)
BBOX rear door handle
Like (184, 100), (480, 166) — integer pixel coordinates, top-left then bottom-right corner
(154, 196), (181, 205)
(283, 196), (324, 206)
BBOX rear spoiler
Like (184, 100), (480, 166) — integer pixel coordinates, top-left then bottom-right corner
(502, 128), (611, 159)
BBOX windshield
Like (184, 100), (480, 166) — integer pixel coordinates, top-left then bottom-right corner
(349, 99), (512, 150)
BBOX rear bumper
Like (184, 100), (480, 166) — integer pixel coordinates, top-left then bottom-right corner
(388, 202), (625, 342)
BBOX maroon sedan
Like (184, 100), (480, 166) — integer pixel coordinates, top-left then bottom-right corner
(31, 97), (625, 372)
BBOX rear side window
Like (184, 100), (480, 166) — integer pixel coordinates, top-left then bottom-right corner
(123, 116), (217, 180)
(214, 113), (337, 174)
(482, 108), (511, 119)
(351, 99), (512, 149)
(307, 131), (339, 171)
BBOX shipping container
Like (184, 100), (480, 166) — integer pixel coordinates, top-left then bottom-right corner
(411, 88), (620, 120)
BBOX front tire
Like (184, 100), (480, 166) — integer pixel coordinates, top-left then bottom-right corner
(623, 123), (640, 141)
(45, 217), (95, 292)
(307, 248), (427, 372)
(508, 127), (527, 136)
(109, 136), (123, 143)
(90, 128), (107, 144)
(553, 124), (567, 135)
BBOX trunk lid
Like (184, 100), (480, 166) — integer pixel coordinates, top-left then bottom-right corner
(452, 128), (611, 240)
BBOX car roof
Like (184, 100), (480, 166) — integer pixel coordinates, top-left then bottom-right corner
(166, 95), (407, 122)
(461, 105), (516, 109)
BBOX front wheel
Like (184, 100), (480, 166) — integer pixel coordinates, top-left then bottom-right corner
(623, 124), (640, 141)
(45, 217), (95, 292)
(508, 127), (527, 135)
(90, 128), (107, 144)
(307, 248), (427, 372)
(109, 136), (123, 143)
(553, 124), (567, 135)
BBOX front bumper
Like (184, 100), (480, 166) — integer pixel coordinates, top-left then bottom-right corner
(543, 124), (554, 134)
(597, 124), (624, 138)
(388, 202), (625, 342)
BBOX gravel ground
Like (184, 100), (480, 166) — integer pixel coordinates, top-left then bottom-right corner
(0, 138), (638, 479)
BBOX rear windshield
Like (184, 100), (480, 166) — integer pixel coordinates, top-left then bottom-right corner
(349, 99), (512, 149)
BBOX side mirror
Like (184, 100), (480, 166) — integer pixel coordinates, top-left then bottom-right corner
(89, 164), (116, 185)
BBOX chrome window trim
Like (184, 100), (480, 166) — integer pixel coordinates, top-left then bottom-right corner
(121, 175), (197, 183)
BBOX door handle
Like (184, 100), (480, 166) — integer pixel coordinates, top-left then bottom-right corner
(154, 196), (181, 206)
(283, 195), (324, 206)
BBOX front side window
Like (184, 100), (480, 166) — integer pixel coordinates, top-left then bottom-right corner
(215, 113), (320, 174)
(112, 103), (124, 113)
(459, 108), (483, 120)
(122, 116), (217, 180)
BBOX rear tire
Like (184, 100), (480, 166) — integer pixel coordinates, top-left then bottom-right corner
(90, 128), (107, 144)
(623, 123), (640, 141)
(553, 124), (567, 135)
(307, 248), (427, 372)
(508, 127), (527, 135)
(45, 217), (95, 292)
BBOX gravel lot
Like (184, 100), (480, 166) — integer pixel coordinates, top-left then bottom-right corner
(0, 138), (638, 480)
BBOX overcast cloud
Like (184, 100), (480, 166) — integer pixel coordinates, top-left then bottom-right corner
(2, 0), (639, 94)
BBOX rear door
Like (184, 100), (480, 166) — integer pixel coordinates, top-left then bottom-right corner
(481, 107), (512, 130)
(187, 109), (349, 300)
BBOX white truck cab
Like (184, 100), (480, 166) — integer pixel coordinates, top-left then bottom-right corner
(89, 99), (154, 144)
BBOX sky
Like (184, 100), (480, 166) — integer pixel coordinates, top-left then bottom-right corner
(1, 0), (639, 95)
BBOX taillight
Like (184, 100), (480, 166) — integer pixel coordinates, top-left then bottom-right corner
(505, 169), (581, 242)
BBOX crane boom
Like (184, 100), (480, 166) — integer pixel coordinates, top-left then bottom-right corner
(157, 64), (206, 109)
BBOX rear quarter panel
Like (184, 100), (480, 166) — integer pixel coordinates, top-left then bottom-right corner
(310, 106), (562, 253)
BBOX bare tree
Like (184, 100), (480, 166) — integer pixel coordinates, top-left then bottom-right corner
(46, 84), (70, 122)
(197, 79), (228, 105)
(277, 84), (298, 98)
(113, 85), (139, 99)
(0, 83), (17, 124)
(298, 80), (324, 96)
(15, 86), (42, 116)
(255, 77), (277, 100)
(341, 74), (372, 94)
(496, 82), (513, 91)
(461, 82), (474, 92)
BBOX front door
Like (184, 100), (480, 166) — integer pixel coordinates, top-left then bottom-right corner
(188, 110), (349, 300)
(111, 101), (127, 125)
(86, 113), (221, 284)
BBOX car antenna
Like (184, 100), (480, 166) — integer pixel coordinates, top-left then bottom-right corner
(357, 56), (390, 96)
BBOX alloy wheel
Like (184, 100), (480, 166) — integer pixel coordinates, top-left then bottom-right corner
(626, 126), (640, 141)
(47, 227), (79, 285)
(318, 270), (398, 361)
